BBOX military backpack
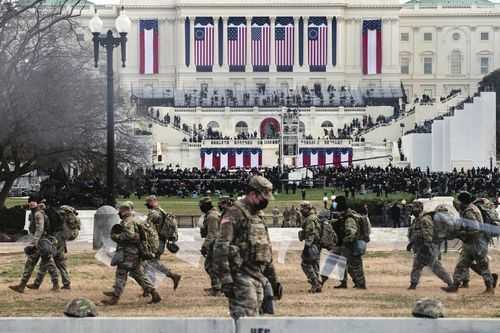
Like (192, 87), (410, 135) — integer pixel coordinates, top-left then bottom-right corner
(137, 219), (160, 260)
(158, 209), (179, 242)
(473, 198), (500, 237)
(349, 211), (372, 243)
(319, 220), (337, 250)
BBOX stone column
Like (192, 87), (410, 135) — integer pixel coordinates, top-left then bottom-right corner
(382, 17), (391, 74)
(178, 16), (185, 70)
(293, 16), (300, 71)
(214, 17), (219, 72)
(337, 17), (344, 68)
(327, 16), (332, 70)
(189, 16), (195, 71)
(391, 18), (400, 69)
(270, 16), (276, 72)
(222, 16), (228, 72)
(246, 16), (252, 72)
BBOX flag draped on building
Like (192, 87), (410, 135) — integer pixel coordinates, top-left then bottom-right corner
(362, 19), (382, 75)
(139, 20), (159, 74)
(308, 16), (327, 72)
(195, 17), (214, 72)
(228, 17), (247, 72)
(275, 16), (294, 72)
(251, 17), (270, 72)
(296, 148), (353, 168)
(331, 17), (337, 66)
(201, 148), (262, 170)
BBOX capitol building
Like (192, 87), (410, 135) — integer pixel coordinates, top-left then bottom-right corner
(83, 0), (499, 171)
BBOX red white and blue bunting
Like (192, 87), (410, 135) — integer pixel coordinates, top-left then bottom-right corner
(296, 148), (353, 168)
(201, 148), (262, 170)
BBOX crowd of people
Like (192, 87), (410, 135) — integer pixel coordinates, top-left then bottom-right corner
(120, 165), (500, 201)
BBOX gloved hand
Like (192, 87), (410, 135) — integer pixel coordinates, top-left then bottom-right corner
(200, 246), (208, 257)
(273, 282), (283, 300)
(222, 283), (234, 298)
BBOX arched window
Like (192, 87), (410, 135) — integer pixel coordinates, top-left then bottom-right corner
(207, 121), (220, 129)
(321, 121), (334, 128)
(235, 121), (249, 134)
(450, 50), (462, 75)
(299, 121), (305, 133)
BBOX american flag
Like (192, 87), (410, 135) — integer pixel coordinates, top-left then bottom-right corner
(251, 23), (270, 67)
(195, 23), (214, 68)
(275, 23), (294, 68)
(308, 23), (327, 67)
(228, 23), (247, 67)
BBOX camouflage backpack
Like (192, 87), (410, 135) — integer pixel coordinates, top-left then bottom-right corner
(473, 198), (500, 237)
(349, 210), (372, 243)
(318, 211), (337, 250)
(137, 218), (160, 260)
(60, 206), (81, 241)
(158, 209), (179, 242)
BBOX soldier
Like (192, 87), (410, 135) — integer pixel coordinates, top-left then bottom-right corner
(272, 207), (280, 226)
(9, 195), (59, 293)
(442, 192), (496, 294)
(27, 205), (77, 291)
(332, 196), (367, 289)
(213, 176), (282, 319)
(281, 207), (291, 227)
(102, 202), (161, 305)
(298, 201), (322, 293)
(294, 206), (303, 227)
(144, 196), (181, 291)
(407, 202), (453, 290)
(199, 197), (222, 296)
(218, 196), (233, 215)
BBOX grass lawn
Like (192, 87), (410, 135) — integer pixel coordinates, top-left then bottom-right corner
(5, 188), (414, 216)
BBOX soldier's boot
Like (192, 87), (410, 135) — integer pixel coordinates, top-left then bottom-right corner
(407, 283), (417, 290)
(460, 280), (469, 288)
(492, 273), (498, 288)
(26, 283), (40, 290)
(353, 283), (367, 290)
(334, 281), (347, 289)
(441, 284), (459, 293)
(482, 286), (495, 295)
(103, 291), (116, 297)
(61, 284), (71, 290)
(102, 296), (120, 306)
(51, 282), (60, 292)
(171, 273), (182, 291)
(9, 283), (26, 294)
(320, 275), (329, 286)
(148, 289), (162, 304)
(142, 290), (151, 298)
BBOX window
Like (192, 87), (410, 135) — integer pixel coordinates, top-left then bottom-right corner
(235, 121), (248, 134)
(481, 57), (490, 75)
(424, 57), (433, 74)
(401, 57), (410, 74)
(400, 32), (409, 42)
(481, 32), (489, 41)
(423, 32), (432, 41)
(450, 50), (462, 75)
(207, 121), (220, 129)
(321, 121), (333, 128)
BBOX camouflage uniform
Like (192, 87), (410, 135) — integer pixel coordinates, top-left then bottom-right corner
(333, 209), (366, 288)
(299, 203), (322, 292)
(408, 212), (453, 288)
(14, 208), (58, 290)
(213, 176), (279, 319)
(201, 206), (222, 292)
(452, 203), (494, 290)
(32, 231), (70, 288)
(144, 207), (181, 287)
(110, 212), (155, 298)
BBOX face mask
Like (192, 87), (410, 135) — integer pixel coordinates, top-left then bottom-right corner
(145, 203), (153, 209)
(331, 202), (338, 210)
(200, 204), (211, 213)
(255, 198), (269, 211)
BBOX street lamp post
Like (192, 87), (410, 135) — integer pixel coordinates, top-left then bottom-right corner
(89, 8), (131, 206)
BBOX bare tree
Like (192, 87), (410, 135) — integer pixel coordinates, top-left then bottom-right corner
(0, 1), (147, 208)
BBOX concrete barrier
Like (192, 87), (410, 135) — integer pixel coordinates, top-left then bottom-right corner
(0, 318), (234, 333)
(237, 317), (500, 333)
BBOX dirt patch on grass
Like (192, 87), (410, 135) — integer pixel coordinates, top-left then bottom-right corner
(1, 250), (500, 317)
